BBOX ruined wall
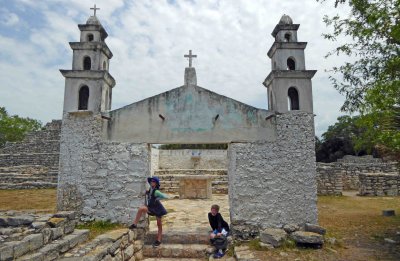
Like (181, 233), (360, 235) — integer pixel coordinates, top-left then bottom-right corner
(316, 157), (398, 195)
(359, 173), (400, 196)
(57, 113), (148, 224)
(0, 120), (61, 189)
(157, 149), (227, 169)
(228, 112), (318, 236)
(316, 163), (342, 195)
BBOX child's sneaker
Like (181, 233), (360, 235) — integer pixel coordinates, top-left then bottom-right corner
(128, 224), (137, 229)
(152, 240), (161, 248)
(213, 249), (225, 258)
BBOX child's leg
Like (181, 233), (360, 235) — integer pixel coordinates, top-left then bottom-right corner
(156, 217), (162, 242)
(133, 205), (148, 225)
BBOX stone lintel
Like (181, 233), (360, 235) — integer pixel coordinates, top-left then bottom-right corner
(78, 24), (108, 39)
(263, 70), (317, 88)
(271, 24), (300, 37)
(69, 42), (113, 59)
(59, 70), (116, 88)
(267, 42), (307, 58)
(184, 67), (197, 86)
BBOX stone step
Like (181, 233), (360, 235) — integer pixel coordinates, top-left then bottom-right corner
(143, 257), (208, 261)
(145, 231), (210, 245)
(0, 182), (57, 189)
(143, 243), (211, 259)
(14, 229), (89, 261)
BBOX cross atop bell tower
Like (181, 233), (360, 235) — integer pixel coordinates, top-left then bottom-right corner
(90, 4), (100, 16)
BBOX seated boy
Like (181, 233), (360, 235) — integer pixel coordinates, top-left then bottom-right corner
(208, 204), (229, 258)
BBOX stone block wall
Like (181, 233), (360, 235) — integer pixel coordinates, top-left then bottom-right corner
(0, 120), (61, 189)
(57, 113), (149, 224)
(316, 163), (342, 195)
(316, 158), (398, 195)
(158, 149), (227, 169)
(359, 173), (400, 196)
(228, 112), (318, 237)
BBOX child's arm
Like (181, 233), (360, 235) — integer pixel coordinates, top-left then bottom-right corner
(154, 190), (169, 199)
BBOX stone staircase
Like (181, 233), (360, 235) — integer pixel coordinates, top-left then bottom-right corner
(0, 166), (58, 189)
(0, 120), (61, 189)
(0, 211), (89, 261)
(155, 169), (228, 194)
(142, 230), (213, 260)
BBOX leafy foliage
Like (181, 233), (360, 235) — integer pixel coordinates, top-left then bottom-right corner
(0, 107), (42, 147)
(319, 0), (400, 157)
(316, 115), (376, 162)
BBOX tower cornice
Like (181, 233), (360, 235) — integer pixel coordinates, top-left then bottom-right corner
(69, 42), (113, 59)
(267, 42), (307, 58)
(271, 24), (300, 37)
(60, 70), (116, 87)
(263, 70), (317, 87)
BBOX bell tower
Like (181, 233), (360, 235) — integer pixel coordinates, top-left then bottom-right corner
(60, 7), (115, 115)
(263, 15), (316, 113)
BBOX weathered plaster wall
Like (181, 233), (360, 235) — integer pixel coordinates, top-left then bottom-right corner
(150, 147), (159, 176)
(158, 149), (227, 169)
(57, 113), (149, 224)
(106, 85), (276, 144)
(228, 112), (317, 236)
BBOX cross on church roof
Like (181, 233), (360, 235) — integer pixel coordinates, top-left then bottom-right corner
(184, 50), (197, 68)
(90, 4), (100, 16)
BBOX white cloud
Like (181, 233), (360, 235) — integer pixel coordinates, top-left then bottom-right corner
(0, 10), (20, 27)
(0, 0), (351, 136)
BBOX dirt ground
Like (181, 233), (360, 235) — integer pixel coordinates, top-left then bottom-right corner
(1, 189), (399, 260)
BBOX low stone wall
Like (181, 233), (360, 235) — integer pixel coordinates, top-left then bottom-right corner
(158, 149), (227, 169)
(155, 169), (228, 194)
(359, 173), (400, 196)
(316, 157), (398, 195)
(316, 163), (342, 195)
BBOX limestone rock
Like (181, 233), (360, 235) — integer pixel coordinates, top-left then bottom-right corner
(7, 215), (34, 226)
(290, 231), (324, 246)
(260, 228), (287, 247)
(283, 223), (300, 234)
(47, 217), (66, 228)
(305, 223), (326, 235)
(53, 211), (76, 220)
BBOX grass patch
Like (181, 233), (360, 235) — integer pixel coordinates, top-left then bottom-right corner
(0, 189), (56, 212)
(76, 220), (125, 240)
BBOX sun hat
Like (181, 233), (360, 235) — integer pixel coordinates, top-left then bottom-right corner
(147, 176), (160, 185)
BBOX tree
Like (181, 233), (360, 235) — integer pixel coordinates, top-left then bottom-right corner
(319, 0), (400, 157)
(0, 107), (42, 147)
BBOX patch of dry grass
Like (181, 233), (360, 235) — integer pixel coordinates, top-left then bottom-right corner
(252, 192), (400, 261)
(0, 188), (56, 212)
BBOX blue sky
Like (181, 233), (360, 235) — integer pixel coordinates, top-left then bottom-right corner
(0, 0), (351, 137)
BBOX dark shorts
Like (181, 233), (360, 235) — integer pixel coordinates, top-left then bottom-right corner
(147, 200), (167, 218)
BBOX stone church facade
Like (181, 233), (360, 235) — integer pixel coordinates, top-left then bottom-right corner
(57, 14), (318, 235)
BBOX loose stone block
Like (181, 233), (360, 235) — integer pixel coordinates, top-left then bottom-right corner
(290, 231), (324, 246)
(13, 240), (30, 258)
(64, 220), (76, 234)
(260, 228), (287, 247)
(304, 223), (326, 235)
(17, 252), (45, 261)
(42, 228), (52, 244)
(0, 242), (15, 261)
(0, 216), (8, 227)
(31, 222), (47, 230)
(23, 233), (44, 251)
(7, 215), (34, 227)
(382, 210), (396, 217)
(124, 244), (134, 258)
(51, 227), (64, 240)
(39, 242), (62, 261)
(53, 211), (76, 221)
(48, 217), (66, 228)
(283, 224), (300, 234)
